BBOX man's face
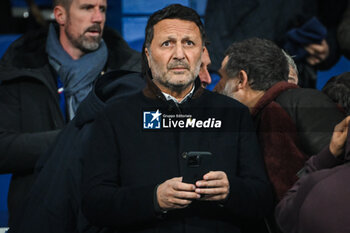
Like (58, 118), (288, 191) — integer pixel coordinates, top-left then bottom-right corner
(63, 0), (106, 53)
(215, 56), (245, 104)
(145, 19), (203, 93)
(198, 47), (212, 87)
(214, 56), (231, 93)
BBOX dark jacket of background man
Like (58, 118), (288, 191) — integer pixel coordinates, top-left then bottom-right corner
(0, 26), (141, 227)
(205, 0), (347, 88)
(9, 71), (145, 233)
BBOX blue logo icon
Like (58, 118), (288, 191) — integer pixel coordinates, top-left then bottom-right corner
(143, 109), (162, 129)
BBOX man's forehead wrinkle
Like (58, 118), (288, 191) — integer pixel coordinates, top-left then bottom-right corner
(153, 20), (200, 39)
(155, 31), (198, 40)
(161, 35), (193, 41)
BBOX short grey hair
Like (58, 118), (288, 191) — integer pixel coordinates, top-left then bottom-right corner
(282, 50), (298, 76)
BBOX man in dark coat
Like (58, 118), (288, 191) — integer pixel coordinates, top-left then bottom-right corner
(215, 37), (344, 232)
(216, 37), (344, 200)
(0, 0), (140, 227)
(80, 4), (273, 233)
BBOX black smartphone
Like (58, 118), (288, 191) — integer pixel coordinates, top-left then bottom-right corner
(182, 151), (213, 184)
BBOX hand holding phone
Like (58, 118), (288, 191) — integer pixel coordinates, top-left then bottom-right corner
(182, 151), (213, 184)
(156, 177), (200, 210)
(195, 171), (230, 202)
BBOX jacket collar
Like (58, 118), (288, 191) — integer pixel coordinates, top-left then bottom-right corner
(251, 81), (299, 117)
(142, 75), (204, 102)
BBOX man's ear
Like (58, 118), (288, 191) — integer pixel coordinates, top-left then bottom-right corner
(145, 47), (151, 67)
(237, 70), (249, 90)
(54, 5), (67, 25)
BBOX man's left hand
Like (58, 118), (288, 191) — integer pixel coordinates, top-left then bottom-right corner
(304, 39), (329, 66)
(195, 171), (230, 201)
(329, 116), (350, 157)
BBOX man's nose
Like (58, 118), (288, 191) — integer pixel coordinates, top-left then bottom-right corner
(199, 68), (212, 86)
(173, 44), (185, 60)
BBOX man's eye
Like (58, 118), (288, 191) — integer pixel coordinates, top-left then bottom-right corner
(185, 41), (194, 46)
(82, 5), (93, 10)
(162, 41), (171, 47)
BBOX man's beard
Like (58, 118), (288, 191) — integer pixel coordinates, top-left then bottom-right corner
(150, 55), (201, 93)
(65, 23), (102, 53)
(220, 79), (237, 100)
